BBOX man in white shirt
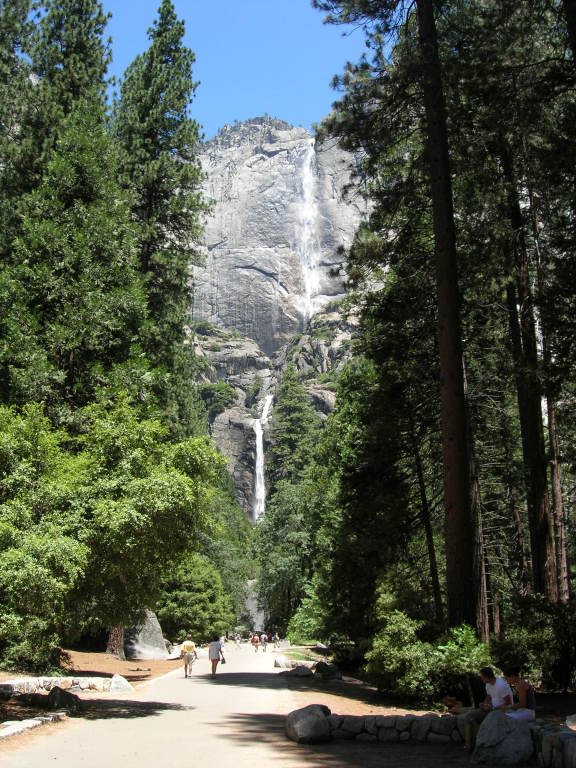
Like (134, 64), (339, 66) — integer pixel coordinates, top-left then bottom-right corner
(480, 667), (513, 710)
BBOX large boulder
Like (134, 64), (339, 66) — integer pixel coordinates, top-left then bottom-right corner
(47, 686), (81, 712)
(280, 665), (314, 678)
(124, 610), (168, 660)
(472, 711), (534, 765)
(109, 674), (133, 693)
(286, 704), (331, 744)
(314, 661), (342, 680)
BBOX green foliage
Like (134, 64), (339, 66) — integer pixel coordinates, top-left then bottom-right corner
(286, 579), (326, 644)
(155, 552), (234, 643)
(0, 399), (225, 668)
(0, 97), (147, 418)
(365, 610), (435, 699)
(198, 381), (237, 420)
(114, 0), (207, 437)
(244, 376), (262, 410)
(267, 365), (320, 488)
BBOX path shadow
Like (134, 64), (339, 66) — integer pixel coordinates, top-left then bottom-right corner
(12, 693), (193, 722)
(192, 671), (416, 712)
(210, 712), (520, 768)
(75, 697), (193, 721)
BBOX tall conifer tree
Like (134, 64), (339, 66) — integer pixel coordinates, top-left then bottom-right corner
(114, 0), (206, 436)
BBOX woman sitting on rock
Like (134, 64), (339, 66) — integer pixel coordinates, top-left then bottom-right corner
(503, 667), (536, 721)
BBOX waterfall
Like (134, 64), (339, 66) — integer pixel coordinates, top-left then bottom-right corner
(297, 140), (322, 320)
(252, 394), (273, 521)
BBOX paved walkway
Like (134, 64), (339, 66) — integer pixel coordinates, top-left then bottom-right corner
(0, 646), (480, 768)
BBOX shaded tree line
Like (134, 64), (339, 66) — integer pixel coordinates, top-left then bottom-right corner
(0, 0), (251, 668)
(256, 0), (576, 691)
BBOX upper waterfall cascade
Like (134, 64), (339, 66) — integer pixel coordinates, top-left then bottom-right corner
(252, 394), (274, 521)
(297, 141), (322, 320)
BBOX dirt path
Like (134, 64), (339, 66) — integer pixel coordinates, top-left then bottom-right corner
(0, 645), (498, 768)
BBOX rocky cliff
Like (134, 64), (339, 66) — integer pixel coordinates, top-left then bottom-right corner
(193, 117), (364, 356)
(193, 118), (363, 518)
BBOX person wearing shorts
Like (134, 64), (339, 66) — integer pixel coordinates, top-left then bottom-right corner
(209, 635), (225, 676)
(181, 635), (198, 678)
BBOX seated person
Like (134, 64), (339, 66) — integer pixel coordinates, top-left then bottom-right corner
(479, 667), (513, 711)
(503, 666), (536, 721)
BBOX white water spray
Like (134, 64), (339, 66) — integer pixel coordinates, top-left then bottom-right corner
(252, 394), (273, 520)
(297, 141), (322, 320)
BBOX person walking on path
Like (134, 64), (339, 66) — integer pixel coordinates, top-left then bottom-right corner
(261, 633), (268, 652)
(251, 633), (260, 653)
(209, 635), (225, 676)
(181, 635), (198, 678)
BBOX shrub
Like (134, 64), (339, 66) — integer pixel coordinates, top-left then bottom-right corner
(286, 580), (326, 644)
(365, 610), (435, 699)
(155, 553), (235, 643)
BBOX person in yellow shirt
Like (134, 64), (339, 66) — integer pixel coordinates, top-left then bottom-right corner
(180, 635), (198, 678)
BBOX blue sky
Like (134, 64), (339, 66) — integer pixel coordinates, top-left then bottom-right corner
(103, 0), (367, 139)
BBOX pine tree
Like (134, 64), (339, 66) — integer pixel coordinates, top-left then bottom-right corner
(18, 0), (111, 189)
(0, 97), (146, 419)
(114, 0), (206, 436)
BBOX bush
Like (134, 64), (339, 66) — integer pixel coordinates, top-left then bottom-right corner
(156, 553), (235, 643)
(198, 382), (237, 419)
(492, 596), (576, 690)
(433, 625), (493, 705)
(365, 610), (435, 699)
(286, 580), (326, 644)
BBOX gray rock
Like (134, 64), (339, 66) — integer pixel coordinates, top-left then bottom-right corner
(427, 732), (451, 744)
(396, 715), (415, 732)
(412, 715), (436, 742)
(399, 730), (411, 741)
(332, 728), (355, 740)
(541, 726), (567, 766)
(274, 655), (290, 669)
(286, 705), (331, 744)
(109, 674), (133, 693)
(280, 665), (314, 678)
(47, 686), (80, 712)
(341, 716), (365, 735)
(124, 610), (168, 660)
(357, 733), (377, 742)
(314, 662), (342, 680)
(472, 711), (534, 765)
(364, 716), (377, 735)
(378, 727), (399, 743)
(563, 735), (576, 768)
(375, 715), (397, 728)
(431, 714), (457, 735)
(555, 732), (576, 768)
(328, 715), (343, 731)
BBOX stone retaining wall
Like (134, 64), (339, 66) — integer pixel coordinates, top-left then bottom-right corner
(286, 705), (576, 767)
(0, 675), (127, 697)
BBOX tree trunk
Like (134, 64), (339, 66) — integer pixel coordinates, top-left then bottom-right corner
(499, 141), (558, 601)
(415, 0), (475, 628)
(463, 366), (489, 641)
(106, 625), (126, 660)
(526, 184), (570, 604)
(408, 412), (444, 626)
(563, 0), (576, 60)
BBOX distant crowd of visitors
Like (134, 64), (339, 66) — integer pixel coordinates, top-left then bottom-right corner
(179, 631), (280, 677)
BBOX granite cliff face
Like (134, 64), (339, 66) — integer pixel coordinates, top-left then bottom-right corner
(193, 118), (363, 518)
(193, 117), (364, 356)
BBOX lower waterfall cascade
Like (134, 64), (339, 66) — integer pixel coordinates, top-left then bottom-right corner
(252, 394), (274, 521)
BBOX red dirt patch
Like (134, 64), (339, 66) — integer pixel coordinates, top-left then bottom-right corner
(61, 649), (179, 684)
